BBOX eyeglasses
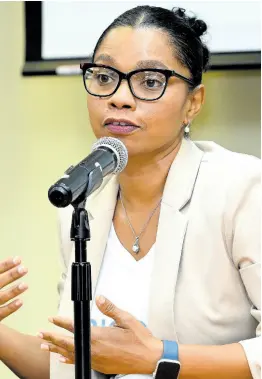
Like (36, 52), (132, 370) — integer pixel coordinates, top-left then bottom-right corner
(80, 63), (195, 101)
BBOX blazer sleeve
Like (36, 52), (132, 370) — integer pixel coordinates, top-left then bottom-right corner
(230, 159), (261, 379)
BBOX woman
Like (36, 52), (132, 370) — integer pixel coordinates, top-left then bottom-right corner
(0, 5), (260, 379)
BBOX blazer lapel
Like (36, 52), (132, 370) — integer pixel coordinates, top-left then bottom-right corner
(148, 139), (205, 341)
(58, 174), (119, 319)
(86, 174), (119, 299)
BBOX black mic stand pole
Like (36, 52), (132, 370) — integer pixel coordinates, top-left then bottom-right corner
(70, 167), (103, 379)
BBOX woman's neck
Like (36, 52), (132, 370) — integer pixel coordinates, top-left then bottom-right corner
(118, 139), (182, 210)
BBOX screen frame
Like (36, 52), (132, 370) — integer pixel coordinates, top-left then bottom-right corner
(23, 2), (261, 77)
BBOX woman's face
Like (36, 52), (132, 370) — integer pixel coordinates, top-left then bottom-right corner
(87, 27), (203, 158)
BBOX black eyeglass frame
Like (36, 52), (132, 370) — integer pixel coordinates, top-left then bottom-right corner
(80, 63), (195, 101)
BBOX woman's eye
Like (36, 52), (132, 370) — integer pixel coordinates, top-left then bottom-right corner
(146, 79), (159, 87)
(143, 78), (164, 89)
(97, 74), (111, 84)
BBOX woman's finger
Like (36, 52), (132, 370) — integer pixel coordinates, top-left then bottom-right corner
(48, 316), (74, 333)
(40, 342), (74, 363)
(0, 299), (23, 321)
(38, 331), (75, 353)
(0, 257), (21, 274)
(0, 264), (28, 289)
(0, 282), (28, 306)
(59, 356), (74, 364)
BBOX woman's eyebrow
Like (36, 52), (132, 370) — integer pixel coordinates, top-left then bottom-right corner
(135, 60), (169, 70)
(95, 53), (115, 64)
(94, 55), (169, 70)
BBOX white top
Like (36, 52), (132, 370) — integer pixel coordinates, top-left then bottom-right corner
(91, 222), (155, 379)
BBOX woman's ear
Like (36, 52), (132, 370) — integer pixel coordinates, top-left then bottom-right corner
(185, 84), (205, 123)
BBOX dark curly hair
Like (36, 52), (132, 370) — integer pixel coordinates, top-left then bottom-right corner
(92, 5), (210, 88)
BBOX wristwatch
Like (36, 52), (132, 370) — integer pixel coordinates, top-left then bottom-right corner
(153, 340), (181, 379)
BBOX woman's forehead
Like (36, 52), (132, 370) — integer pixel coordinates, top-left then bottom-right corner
(95, 53), (170, 70)
(94, 27), (181, 72)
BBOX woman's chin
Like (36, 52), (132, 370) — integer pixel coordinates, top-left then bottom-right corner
(93, 127), (139, 140)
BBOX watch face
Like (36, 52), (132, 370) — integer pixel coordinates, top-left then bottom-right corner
(156, 360), (180, 379)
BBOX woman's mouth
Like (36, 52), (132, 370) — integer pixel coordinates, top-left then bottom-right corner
(105, 122), (139, 135)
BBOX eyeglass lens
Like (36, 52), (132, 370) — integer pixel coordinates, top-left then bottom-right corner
(84, 66), (167, 100)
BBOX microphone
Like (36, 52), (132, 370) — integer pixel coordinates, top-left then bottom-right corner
(48, 137), (128, 208)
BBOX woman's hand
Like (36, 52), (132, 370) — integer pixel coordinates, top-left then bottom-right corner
(0, 257), (28, 321)
(38, 296), (163, 375)
(38, 317), (75, 363)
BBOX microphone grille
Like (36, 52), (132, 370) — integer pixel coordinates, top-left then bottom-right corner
(91, 137), (128, 173)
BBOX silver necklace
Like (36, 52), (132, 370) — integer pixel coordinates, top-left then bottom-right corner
(119, 189), (162, 254)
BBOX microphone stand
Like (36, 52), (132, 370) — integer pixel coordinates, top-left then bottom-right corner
(71, 203), (91, 379)
(70, 167), (104, 379)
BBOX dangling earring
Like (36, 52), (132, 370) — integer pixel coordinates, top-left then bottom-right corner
(184, 122), (190, 134)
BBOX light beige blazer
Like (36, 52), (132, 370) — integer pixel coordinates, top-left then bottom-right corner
(50, 138), (261, 379)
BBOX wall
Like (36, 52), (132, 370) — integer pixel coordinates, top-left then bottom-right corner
(0, 2), (260, 378)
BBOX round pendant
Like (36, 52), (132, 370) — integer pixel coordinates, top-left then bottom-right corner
(132, 238), (140, 254)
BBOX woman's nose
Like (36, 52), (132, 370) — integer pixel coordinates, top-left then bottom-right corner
(107, 79), (136, 110)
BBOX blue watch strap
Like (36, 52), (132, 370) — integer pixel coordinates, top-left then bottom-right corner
(161, 340), (179, 361)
